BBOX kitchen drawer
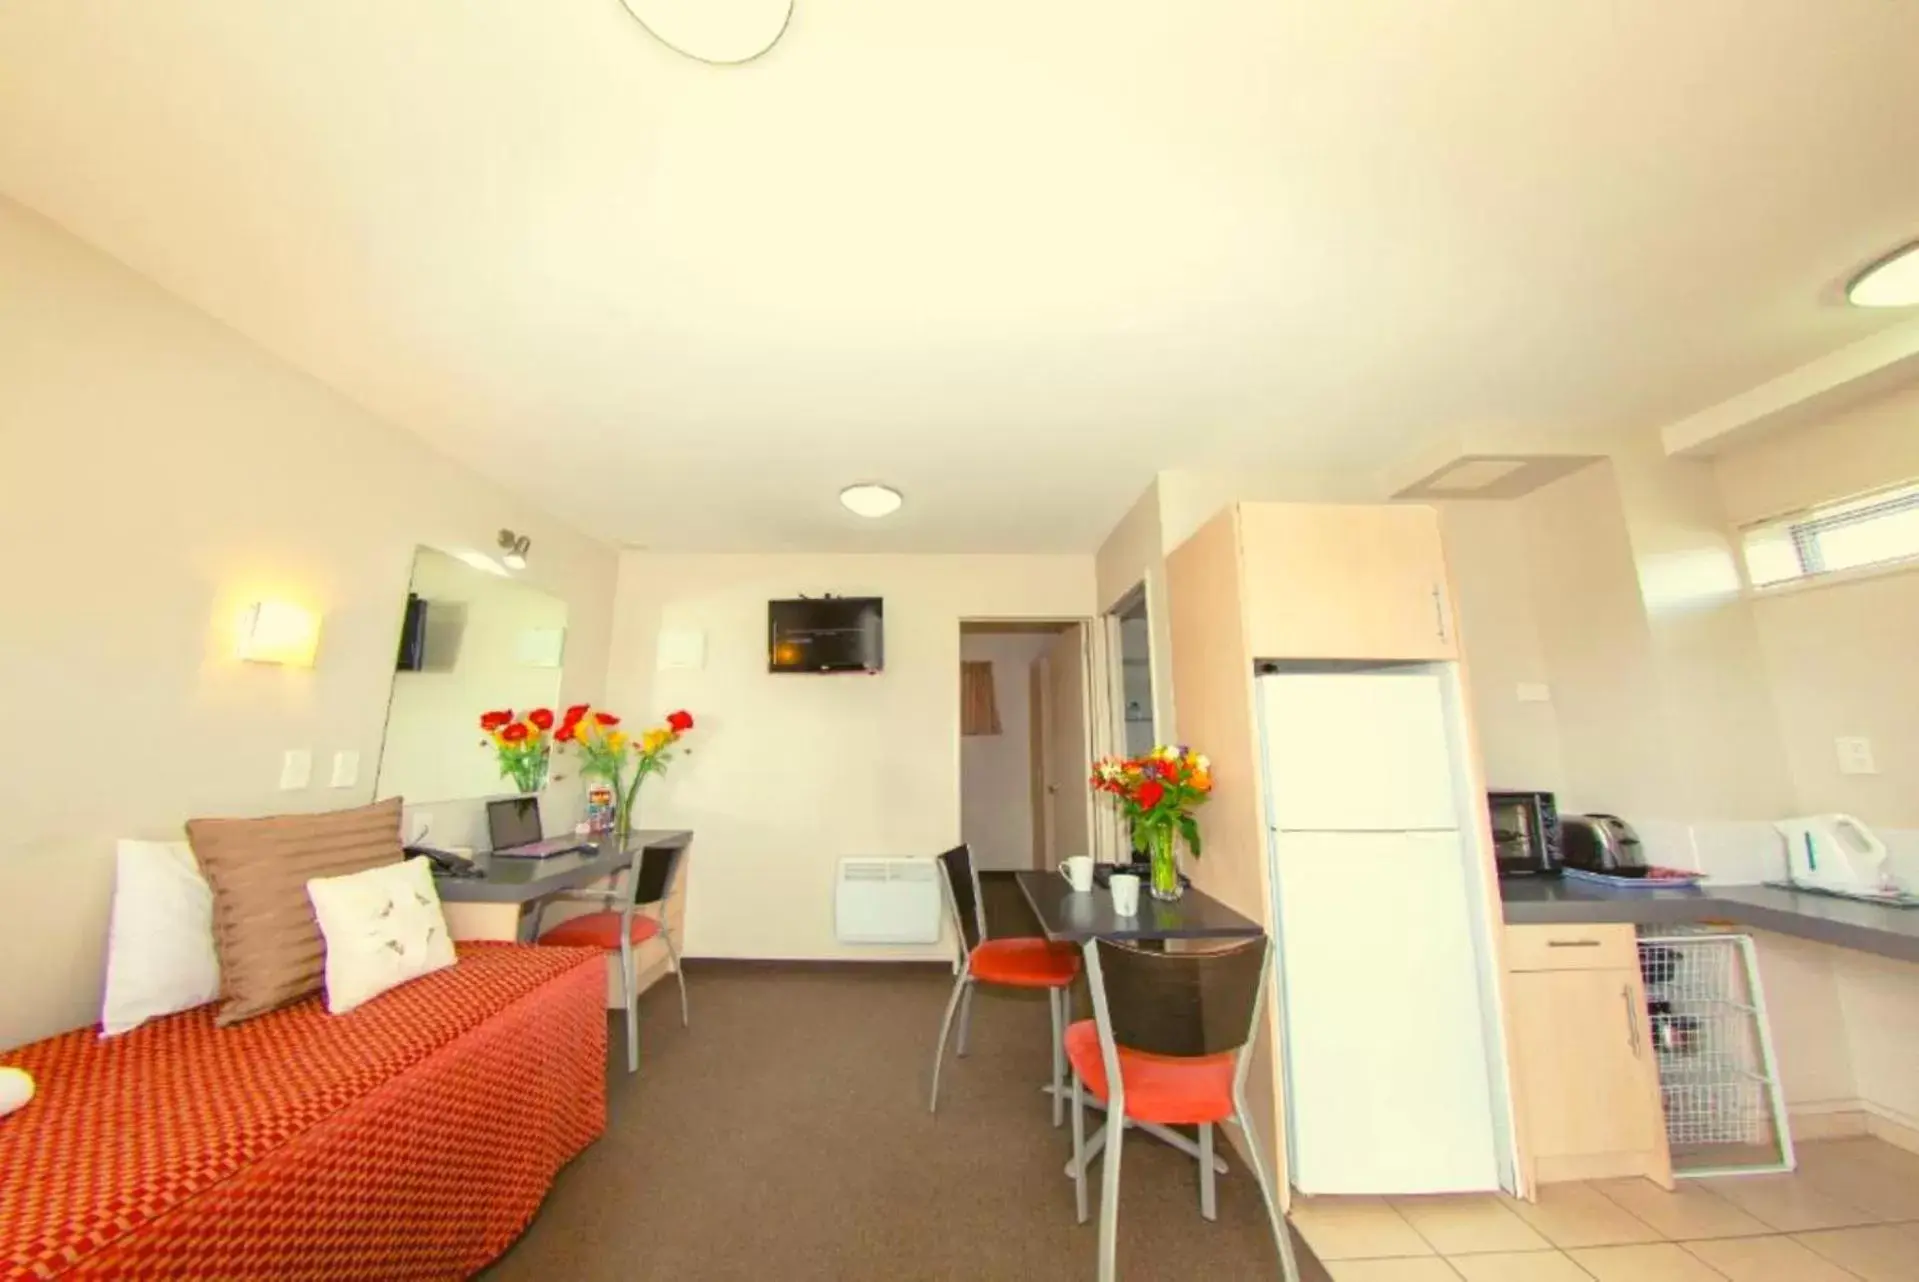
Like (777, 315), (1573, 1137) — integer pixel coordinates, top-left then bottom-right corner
(1505, 923), (1638, 972)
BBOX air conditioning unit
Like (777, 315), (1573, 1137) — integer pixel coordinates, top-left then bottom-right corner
(834, 857), (942, 945)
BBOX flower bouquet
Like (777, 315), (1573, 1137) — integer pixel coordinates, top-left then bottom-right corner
(560, 705), (695, 843)
(1091, 745), (1213, 901)
(478, 707), (556, 795)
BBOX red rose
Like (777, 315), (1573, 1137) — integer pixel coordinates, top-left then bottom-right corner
(527, 708), (555, 731)
(1136, 780), (1166, 809)
(500, 722), (530, 743)
(666, 710), (694, 733)
(555, 721), (576, 743)
(479, 710), (513, 731)
(594, 712), (621, 727)
(563, 703), (589, 724)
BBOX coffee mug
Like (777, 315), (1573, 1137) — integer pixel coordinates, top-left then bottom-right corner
(1058, 855), (1094, 893)
(1109, 873), (1141, 918)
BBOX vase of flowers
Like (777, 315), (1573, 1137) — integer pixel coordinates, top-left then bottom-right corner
(478, 707), (556, 795)
(1091, 745), (1213, 901)
(561, 705), (695, 845)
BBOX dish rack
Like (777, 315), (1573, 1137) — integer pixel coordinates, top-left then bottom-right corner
(1637, 930), (1795, 1178)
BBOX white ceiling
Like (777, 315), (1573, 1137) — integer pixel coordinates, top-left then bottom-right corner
(3, 1), (1917, 552)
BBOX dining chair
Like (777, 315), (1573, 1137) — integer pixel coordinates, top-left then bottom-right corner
(1066, 936), (1297, 1282)
(927, 845), (1081, 1124)
(534, 842), (690, 1073)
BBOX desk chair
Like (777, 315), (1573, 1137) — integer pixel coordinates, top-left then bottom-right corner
(1067, 936), (1296, 1282)
(535, 842), (690, 1073)
(928, 845), (1080, 1123)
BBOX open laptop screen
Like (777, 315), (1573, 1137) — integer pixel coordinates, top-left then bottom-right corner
(486, 796), (542, 852)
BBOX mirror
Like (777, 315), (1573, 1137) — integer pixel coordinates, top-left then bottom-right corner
(375, 547), (568, 806)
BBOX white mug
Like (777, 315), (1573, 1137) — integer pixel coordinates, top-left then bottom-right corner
(1109, 873), (1141, 918)
(1058, 855), (1094, 893)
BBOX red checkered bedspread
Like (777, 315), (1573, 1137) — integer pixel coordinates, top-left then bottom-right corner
(0, 942), (607, 1281)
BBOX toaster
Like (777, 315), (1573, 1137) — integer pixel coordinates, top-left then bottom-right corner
(1558, 814), (1646, 873)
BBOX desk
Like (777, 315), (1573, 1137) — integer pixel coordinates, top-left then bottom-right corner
(435, 829), (693, 1008)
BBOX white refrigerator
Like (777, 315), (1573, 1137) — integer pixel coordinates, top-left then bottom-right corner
(1258, 669), (1504, 1195)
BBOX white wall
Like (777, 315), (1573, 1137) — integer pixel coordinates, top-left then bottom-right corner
(603, 553), (1095, 961)
(959, 632), (1051, 872)
(375, 548), (569, 806)
(0, 197), (618, 1049)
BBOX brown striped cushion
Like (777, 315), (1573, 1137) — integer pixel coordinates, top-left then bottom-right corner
(186, 798), (404, 1025)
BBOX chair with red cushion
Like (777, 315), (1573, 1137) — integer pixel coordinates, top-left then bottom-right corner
(927, 845), (1080, 1124)
(534, 841), (690, 1073)
(1067, 935), (1297, 1282)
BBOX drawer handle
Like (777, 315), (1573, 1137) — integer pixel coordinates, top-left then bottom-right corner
(1622, 983), (1640, 1057)
(1546, 939), (1602, 948)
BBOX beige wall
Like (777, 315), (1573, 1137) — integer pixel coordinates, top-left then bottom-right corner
(0, 197), (618, 1050)
(1437, 502), (1566, 795)
(602, 552), (1094, 961)
(1711, 384), (1919, 827)
(959, 632), (1050, 872)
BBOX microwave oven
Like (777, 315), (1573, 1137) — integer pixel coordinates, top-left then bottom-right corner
(1488, 790), (1560, 876)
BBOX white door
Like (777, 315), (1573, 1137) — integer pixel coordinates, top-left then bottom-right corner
(1043, 624), (1092, 861)
(1273, 829), (1502, 1194)
(1258, 671), (1458, 832)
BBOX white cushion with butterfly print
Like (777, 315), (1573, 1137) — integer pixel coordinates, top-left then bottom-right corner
(305, 856), (457, 1015)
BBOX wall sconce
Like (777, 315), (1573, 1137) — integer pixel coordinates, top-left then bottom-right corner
(238, 601), (322, 667)
(497, 529), (531, 570)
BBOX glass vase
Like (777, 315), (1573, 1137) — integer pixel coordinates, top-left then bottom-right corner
(1147, 825), (1184, 902)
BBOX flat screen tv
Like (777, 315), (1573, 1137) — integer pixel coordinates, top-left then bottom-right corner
(396, 593), (429, 671)
(769, 597), (883, 673)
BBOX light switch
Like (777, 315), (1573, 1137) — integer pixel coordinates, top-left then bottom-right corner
(1836, 736), (1878, 776)
(1515, 683), (1551, 704)
(330, 750), (360, 789)
(279, 749), (313, 790)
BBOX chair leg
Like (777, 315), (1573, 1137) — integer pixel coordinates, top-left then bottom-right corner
(928, 973), (970, 1114)
(1050, 986), (1066, 1128)
(955, 982), (976, 1058)
(1097, 1099), (1124, 1282)
(619, 936), (638, 1074)
(1072, 1070), (1089, 1225)
(1234, 1097), (1300, 1282)
(662, 926), (690, 1028)
(1199, 1122), (1218, 1221)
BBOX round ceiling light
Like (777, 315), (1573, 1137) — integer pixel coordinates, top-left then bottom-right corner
(1848, 240), (1919, 308)
(840, 483), (903, 519)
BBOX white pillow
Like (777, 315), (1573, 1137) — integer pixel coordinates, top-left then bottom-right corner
(100, 839), (222, 1037)
(306, 858), (456, 1015)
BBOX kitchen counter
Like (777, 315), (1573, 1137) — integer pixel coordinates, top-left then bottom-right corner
(1500, 877), (1919, 964)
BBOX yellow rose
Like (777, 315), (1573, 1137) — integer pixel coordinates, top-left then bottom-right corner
(642, 728), (671, 754)
(606, 730), (628, 752)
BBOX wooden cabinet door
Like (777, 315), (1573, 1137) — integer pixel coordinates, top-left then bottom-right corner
(1237, 503), (1457, 661)
(1508, 967), (1670, 1185)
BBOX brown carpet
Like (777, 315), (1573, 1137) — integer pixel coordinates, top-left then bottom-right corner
(482, 875), (1325, 1281)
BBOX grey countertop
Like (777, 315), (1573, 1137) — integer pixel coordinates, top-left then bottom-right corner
(1500, 876), (1919, 964)
(433, 829), (692, 904)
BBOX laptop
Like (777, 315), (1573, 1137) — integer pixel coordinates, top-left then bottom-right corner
(485, 797), (590, 859)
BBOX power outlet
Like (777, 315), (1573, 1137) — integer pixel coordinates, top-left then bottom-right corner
(1515, 682), (1552, 704)
(1836, 736), (1878, 776)
(279, 749), (313, 790)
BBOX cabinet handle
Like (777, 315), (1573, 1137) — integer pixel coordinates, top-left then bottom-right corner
(1621, 984), (1640, 1057)
(1547, 939), (1601, 948)
(1431, 585), (1447, 643)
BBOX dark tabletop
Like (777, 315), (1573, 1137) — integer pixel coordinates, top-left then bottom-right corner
(1499, 875), (1919, 964)
(1014, 870), (1265, 944)
(432, 829), (692, 904)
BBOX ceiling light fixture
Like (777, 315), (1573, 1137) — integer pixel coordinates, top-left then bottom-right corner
(1847, 240), (1919, 308)
(618, 0), (794, 66)
(840, 484), (903, 519)
(496, 529), (532, 570)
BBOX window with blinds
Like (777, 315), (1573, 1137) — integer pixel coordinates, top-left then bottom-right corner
(1742, 480), (1919, 588)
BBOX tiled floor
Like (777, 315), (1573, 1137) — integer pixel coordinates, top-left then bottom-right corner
(1291, 1138), (1919, 1280)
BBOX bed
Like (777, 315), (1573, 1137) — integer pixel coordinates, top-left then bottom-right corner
(0, 942), (606, 1281)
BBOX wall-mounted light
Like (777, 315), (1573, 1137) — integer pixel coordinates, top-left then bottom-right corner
(238, 601), (322, 666)
(497, 529), (532, 570)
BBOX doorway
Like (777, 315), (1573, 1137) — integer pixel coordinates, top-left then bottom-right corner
(957, 621), (1093, 873)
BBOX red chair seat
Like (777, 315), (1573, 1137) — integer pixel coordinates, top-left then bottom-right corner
(969, 938), (1079, 988)
(540, 912), (661, 950)
(1064, 1019), (1236, 1125)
